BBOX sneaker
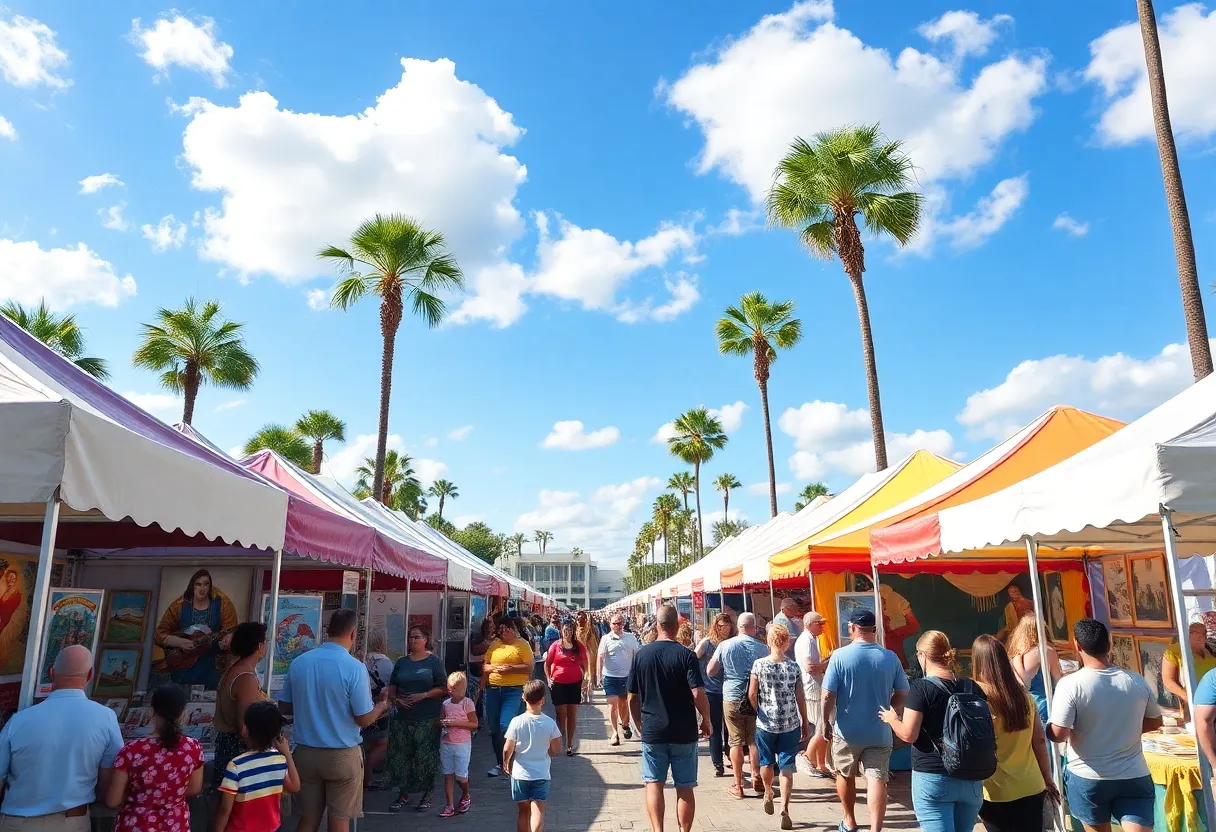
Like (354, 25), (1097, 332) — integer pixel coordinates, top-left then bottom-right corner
(623, 725), (633, 739)
(487, 766), (503, 777)
(458, 796), (472, 814)
(439, 806), (457, 819)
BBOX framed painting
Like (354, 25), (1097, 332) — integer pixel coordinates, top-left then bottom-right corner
(1129, 554), (1172, 629)
(102, 590), (151, 645)
(94, 647), (141, 698)
(256, 593), (323, 694)
(1043, 572), (1069, 643)
(955, 649), (973, 678)
(0, 554), (41, 683)
(1101, 556), (1134, 627)
(1137, 636), (1179, 711)
(1109, 633), (1138, 673)
(835, 592), (876, 644)
(36, 589), (104, 697)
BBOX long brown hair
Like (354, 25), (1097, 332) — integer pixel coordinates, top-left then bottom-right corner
(972, 634), (1031, 733)
(710, 613), (735, 645)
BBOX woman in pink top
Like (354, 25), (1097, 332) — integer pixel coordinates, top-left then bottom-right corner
(545, 620), (589, 755)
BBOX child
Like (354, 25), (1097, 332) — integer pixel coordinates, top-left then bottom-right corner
(439, 671), (479, 817)
(504, 680), (562, 832)
(215, 700), (301, 832)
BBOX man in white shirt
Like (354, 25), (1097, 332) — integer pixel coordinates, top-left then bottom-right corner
(1048, 618), (1162, 832)
(598, 614), (642, 745)
(794, 611), (831, 778)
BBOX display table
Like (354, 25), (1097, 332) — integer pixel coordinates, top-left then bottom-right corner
(1143, 734), (1205, 832)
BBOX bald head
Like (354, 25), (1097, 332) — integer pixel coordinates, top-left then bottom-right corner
(781, 598), (799, 614)
(51, 645), (93, 690)
(738, 612), (757, 634)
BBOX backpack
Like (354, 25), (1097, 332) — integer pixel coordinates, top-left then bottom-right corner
(926, 677), (997, 780)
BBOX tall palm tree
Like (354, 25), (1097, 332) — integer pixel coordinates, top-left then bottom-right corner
(132, 297), (259, 425)
(713, 473), (742, 519)
(716, 293), (802, 516)
(2, 300), (109, 379)
(794, 482), (831, 511)
(767, 125), (921, 471)
(355, 450), (420, 507)
(294, 410), (347, 474)
(653, 494), (680, 575)
(243, 424), (313, 469)
(321, 214), (464, 503)
(667, 472), (695, 512)
(712, 518), (750, 546)
(1137, 0), (1211, 380)
(534, 530), (553, 557)
(428, 479), (459, 520)
(638, 521), (658, 573)
(667, 408), (728, 559)
(509, 533), (528, 559)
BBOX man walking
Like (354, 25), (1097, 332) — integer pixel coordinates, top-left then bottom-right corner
(279, 608), (391, 832)
(815, 609), (908, 832)
(0, 645), (124, 830)
(794, 610), (831, 778)
(628, 605), (711, 832)
(599, 614), (641, 745)
(708, 612), (769, 799)
(772, 598), (803, 659)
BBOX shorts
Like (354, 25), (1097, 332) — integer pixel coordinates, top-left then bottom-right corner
(806, 695), (822, 731)
(756, 727), (801, 773)
(640, 742), (699, 788)
(831, 734), (891, 783)
(1064, 770), (1154, 828)
(724, 699), (757, 748)
(440, 741), (472, 779)
(511, 777), (551, 802)
(294, 744), (365, 820)
(978, 791), (1046, 831)
(550, 680), (583, 706)
(603, 675), (628, 699)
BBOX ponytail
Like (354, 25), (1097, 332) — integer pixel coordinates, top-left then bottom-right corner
(150, 685), (187, 751)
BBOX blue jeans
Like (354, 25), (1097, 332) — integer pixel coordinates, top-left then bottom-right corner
(641, 742), (699, 787)
(911, 771), (984, 832)
(485, 685), (525, 767)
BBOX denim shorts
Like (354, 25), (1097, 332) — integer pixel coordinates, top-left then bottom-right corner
(440, 741), (471, 779)
(511, 777), (551, 802)
(602, 675), (628, 699)
(1065, 770), (1154, 828)
(641, 742), (699, 787)
(756, 727), (801, 773)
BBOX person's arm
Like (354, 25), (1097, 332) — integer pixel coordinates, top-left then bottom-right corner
(233, 672), (262, 725)
(692, 688), (712, 738)
(1030, 709), (1060, 802)
(503, 738), (517, 776)
(185, 765), (205, 798)
(549, 722), (563, 756)
(104, 768), (128, 809)
(1047, 645), (1064, 681)
(97, 716), (125, 802)
(213, 790), (237, 832)
(154, 600), (191, 649)
(1046, 677), (1074, 744)
(1143, 712), (1165, 733)
(707, 644), (723, 679)
(352, 666), (390, 728)
(748, 673), (759, 714)
(275, 736), (301, 794)
(795, 675), (809, 740)
(596, 640), (606, 682)
(628, 691), (643, 732)
(1197, 704), (1216, 769)
(544, 646), (555, 685)
(459, 699), (479, 731)
(1163, 656), (1188, 703)
(880, 706), (923, 744)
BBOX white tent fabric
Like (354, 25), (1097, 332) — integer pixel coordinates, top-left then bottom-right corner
(739, 503), (829, 584)
(645, 516), (786, 598)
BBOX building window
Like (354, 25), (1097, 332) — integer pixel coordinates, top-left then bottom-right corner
(518, 565), (533, 582)
(553, 564), (568, 583)
(534, 565), (550, 583)
(598, 585), (612, 593)
(571, 585), (584, 596)
(571, 564), (585, 582)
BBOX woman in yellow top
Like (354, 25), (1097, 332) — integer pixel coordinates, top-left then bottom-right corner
(477, 616), (534, 777)
(1163, 621), (1216, 716)
(972, 634), (1058, 832)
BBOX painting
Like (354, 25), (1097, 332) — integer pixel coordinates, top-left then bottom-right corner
(1137, 636), (1179, 711)
(1044, 572), (1069, 643)
(1129, 554), (1172, 629)
(151, 567), (251, 690)
(256, 593), (323, 694)
(120, 706), (155, 739)
(955, 649), (973, 678)
(1110, 633), (1138, 674)
(36, 589), (104, 697)
(369, 592), (407, 659)
(0, 554), (39, 682)
(835, 592), (877, 644)
(94, 647), (141, 698)
(102, 590), (151, 644)
(1102, 556), (1134, 627)
(102, 698), (128, 720)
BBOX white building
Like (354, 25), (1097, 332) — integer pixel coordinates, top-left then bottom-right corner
(498, 549), (625, 609)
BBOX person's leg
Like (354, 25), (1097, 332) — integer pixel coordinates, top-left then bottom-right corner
(641, 742), (671, 832)
(675, 785), (696, 832)
(486, 686), (506, 768)
(866, 775), (889, 832)
(364, 736), (386, 787)
(326, 747), (366, 832)
(445, 773), (456, 810)
(707, 692), (724, 772)
(910, 770), (950, 832)
(779, 768), (794, 814)
(953, 780), (983, 832)
(567, 700), (579, 750)
(516, 802), (530, 832)
(1110, 775), (1155, 832)
(554, 704), (570, 750)
(644, 783), (667, 832)
(617, 695), (632, 734)
(531, 800), (547, 832)
(608, 695), (621, 739)
(1065, 769), (1114, 832)
(836, 773), (857, 829)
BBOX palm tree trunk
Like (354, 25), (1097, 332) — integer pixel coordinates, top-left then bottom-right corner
(758, 378), (779, 517)
(373, 288), (404, 503)
(723, 489), (729, 519)
(848, 271), (888, 471)
(181, 363), (200, 425)
(311, 441), (323, 475)
(693, 462), (704, 561)
(1138, 0), (1212, 380)
(662, 524), (669, 579)
(438, 495), (445, 520)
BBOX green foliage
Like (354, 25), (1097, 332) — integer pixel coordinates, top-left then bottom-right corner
(294, 410), (347, 473)
(425, 513), (456, 536)
(711, 518), (750, 546)
(667, 408), (728, 468)
(243, 424), (313, 469)
(2, 300), (109, 379)
(716, 292), (802, 367)
(795, 482), (831, 511)
(451, 522), (505, 564)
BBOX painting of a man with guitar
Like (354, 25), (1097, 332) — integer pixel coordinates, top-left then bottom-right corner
(152, 569), (239, 689)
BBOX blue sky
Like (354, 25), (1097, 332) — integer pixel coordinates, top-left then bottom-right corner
(1, 1), (1214, 567)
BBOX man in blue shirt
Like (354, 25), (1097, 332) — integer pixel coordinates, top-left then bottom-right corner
(280, 608), (391, 832)
(708, 612), (769, 798)
(0, 645), (124, 829)
(543, 614), (561, 653)
(816, 608), (908, 832)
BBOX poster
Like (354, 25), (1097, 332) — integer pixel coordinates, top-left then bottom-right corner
(94, 647), (141, 698)
(370, 592), (408, 659)
(1043, 572), (1069, 643)
(151, 567), (251, 690)
(102, 590), (151, 644)
(257, 593), (323, 694)
(470, 595), (488, 645)
(1102, 556), (1134, 627)
(1129, 554), (1172, 628)
(0, 554), (39, 682)
(835, 592), (876, 644)
(36, 589), (104, 697)
(1110, 632), (1138, 673)
(1137, 636), (1178, 710)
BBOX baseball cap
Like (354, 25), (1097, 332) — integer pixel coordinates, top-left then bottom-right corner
(848, 609), (876, 628)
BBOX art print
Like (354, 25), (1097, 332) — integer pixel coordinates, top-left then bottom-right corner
(102, 590), (151, 644)
(36, 589), (104, 697)
(1129, 554), (1171, 629)
(1102, 556), (1134, 627)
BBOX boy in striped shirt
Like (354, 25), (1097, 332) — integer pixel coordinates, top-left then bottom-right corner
(216, 701), (301, 832)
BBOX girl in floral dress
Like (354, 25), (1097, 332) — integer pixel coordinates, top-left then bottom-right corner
(106, 685), (205, 832)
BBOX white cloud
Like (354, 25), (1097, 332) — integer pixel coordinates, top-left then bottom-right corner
(0, 115), (13, 140)
(141, 215), (188, 251)
(957, 340), (1210, 439)
(748, 481), (792, 496)
(1053, 213), (1089, 237)
(917, 11), (1012, 59)
(614, 275), (701, 324)
(214, 398), (244, 412)
(709, 208), (764, 236)
(651, 401), (748, 443)
(321, 432), (447, 487)
(424, 437), (438, 448)
(121, 390), (181, 416)
(305, 289), (328, 311)
(702, 509), (749, 529)
(516, 477), (662, 564)
(448, 425), (474, 441)
(99, 203), (130, 232)
(592, 477), (663, 516)
(451, 514), (485, 528)
(1085, 4), (1216, 145)
(0, 14), (69, 89)
(227, 445), (244, 460)
(447, 262), (530, 328)
(78, 173), (123, 194)
(128, 14), (233, 87)
(0, 239), (137, 309)
(936, 175), (1029, 249)
(414, 458), (449, 486)
(541, 420), (621, 450)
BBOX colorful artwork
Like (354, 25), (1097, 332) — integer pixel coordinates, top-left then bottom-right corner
(102, 698), (128, 720)
(94, 647), (141, 698)
(370, 592), (407, 659)
(36, 589), (104, 697)
(1110, 633), (1138, 673)
(0, 555), (38, 681)
(1102, 556), (1134, 627)
(955, 649), (972, 678)
(257, 594), (323, 693)
(152, 567), (250, 690)
(102, 590), (151, 644)
(1044, 572), (1069, 643)
(1129, 554), (1172, 629)
(835, 592), (876, 644)
(121, 706), (155, 739)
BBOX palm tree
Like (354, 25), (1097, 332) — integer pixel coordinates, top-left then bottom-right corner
(294, 410), (347, 474)
(534, 530), (553, 557)
(713, 473), (742, 520)
(1, 300), (109, 379)
(667, 408), (728, 559)
(716, 293), (802, 516)
(321, 214), (464, 503)
(712, 518), (750, 546)
(1137, 0), (1211, 380)
(132, 297), (259, 425)
(794, 482), (831, 512)
(509, 533), (528, 559)
(638, 521), (658, 574)
(653, 494), (679, 575)
(767, 125), (921, 471)
(243, 424), (313, 469)
(355, 450), (420, 507)
(428, 479), (459, 520)
(667, 472), (695, 512)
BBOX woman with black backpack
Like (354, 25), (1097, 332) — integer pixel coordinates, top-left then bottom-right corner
(879, 630), (994, 832)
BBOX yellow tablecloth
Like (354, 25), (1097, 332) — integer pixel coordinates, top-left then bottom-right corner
(1145, 742), (1203, 832)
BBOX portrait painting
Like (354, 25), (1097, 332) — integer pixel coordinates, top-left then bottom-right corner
(151, 567), (251, 691)
(1109, 633), (1138, 674)
(1044, 572), (1069, 643)
(94, 648), (141, 698)
(835, 593), (876, 644)
(1137, 636), (1179, 711)
(102, 590), (151, 644)
(0, 555), (39, 681)
(36, 589), (104, 697)
(1102, 556), (1134, 627)
(1129, 554), (1171, 628)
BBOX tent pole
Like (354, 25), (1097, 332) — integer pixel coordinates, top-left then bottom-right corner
(360, 568), (373, 660)
(808, 570), (816, 610)
(769, 580), (777, 623)
(871, 566), (885, 646)
(441, 583), (450, 663)
(19, 498), (60, 709)
(1024, 537), (1065, 826)
(743, 589), (750, 613)
(263, 548), (283, 692)
(404, 578), (412, 645)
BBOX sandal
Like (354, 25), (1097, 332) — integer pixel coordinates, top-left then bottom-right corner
(566, 748), (574, 756)
(763, 791), (774, 815)
(752, 777), (764, 795)
(781, 811), (793, 830)
(415, 793), (432, 812)
(727, 784), (745, 799)
(611, 734), (621, 746)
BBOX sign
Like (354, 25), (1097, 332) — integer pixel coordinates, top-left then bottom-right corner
(341, 571), (360, 612)
(692, 591), (705, 616)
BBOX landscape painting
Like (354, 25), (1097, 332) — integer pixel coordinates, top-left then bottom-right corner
(835, 592), (876, 644)
(1137, 636), (1178, 711)
(102, 591), (151, 644)
(1110, 633), (1138, 673)
(94, 647), (140, 698)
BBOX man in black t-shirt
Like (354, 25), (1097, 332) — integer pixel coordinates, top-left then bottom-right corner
(628, 605), (711, 832)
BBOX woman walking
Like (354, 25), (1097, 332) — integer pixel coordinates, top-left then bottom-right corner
(748, 623), (807, 830)
(972, 635), (1058, 832)
(386, 626), (448, 812)
(545, 619), (588, 755)
(479, 616), (535, 777)
(696, 613), (735, 777)
(880, 631), (986, 832)
(363, 629), (395, 789)
(575, 611), (600, 702)
(1007, 614), (1063, 725)
(212, 622), (268, 792)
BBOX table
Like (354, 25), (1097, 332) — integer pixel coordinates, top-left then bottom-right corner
(1143, 734), (1206, 832)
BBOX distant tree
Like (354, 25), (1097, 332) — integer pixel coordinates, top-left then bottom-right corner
(2, 300), (109, 379)
(713, 473), (742, 520)
(354, 450), (419, 508)
(794, 482), (831, 511)
(667, 408), (728, 559)
(667, 472), (695, 512)
(294, 410), (347, 474)
(243, 424), (313, 469)
(509, 533), (528, 559)
(425, 512), (456, 536)
(428, 479), (459, 520)
(451, 522), (505, 564)
(712, 518), (750, 546)
(533, 530), (553, 557)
